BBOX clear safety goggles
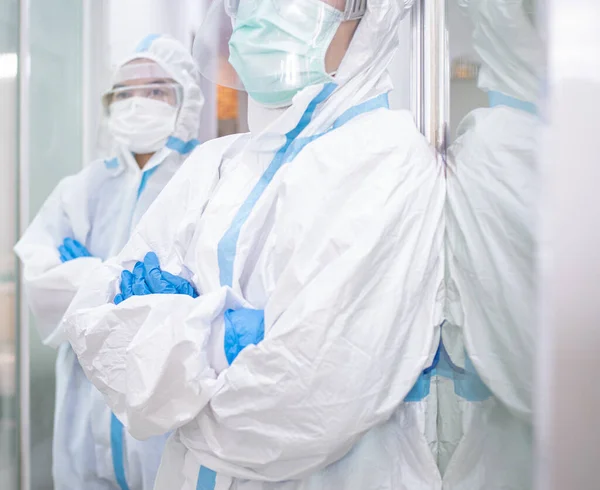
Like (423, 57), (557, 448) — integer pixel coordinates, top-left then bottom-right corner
(112, 61), (174, 85)
(102, 82), (183, 112)
(224, 0), (367, 21)
(193, 0), (367, 93)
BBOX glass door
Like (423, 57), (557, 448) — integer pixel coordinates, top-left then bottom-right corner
(0, 0), (20, 488)
(412, 1), (543, 486)
(23, 0), (84, 487)
(0, 0), (86, 487)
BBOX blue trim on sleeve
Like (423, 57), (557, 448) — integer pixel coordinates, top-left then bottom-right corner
(110, 413), (130, 490)
(166, 136), (201, 155)
(135, 34), (161, 53)
(488, 90), (537, 115)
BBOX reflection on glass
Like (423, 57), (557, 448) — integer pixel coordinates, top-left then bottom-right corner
(444, 0), (542, 488)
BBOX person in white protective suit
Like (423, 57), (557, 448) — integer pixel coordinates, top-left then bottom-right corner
(62, 1), (447, 489)
(441, 0), (542, 488)
(14, 34), (204, 490)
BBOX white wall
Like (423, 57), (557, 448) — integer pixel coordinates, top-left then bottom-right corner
(108, 0), (195, 64)
(536, 1), (600, 488)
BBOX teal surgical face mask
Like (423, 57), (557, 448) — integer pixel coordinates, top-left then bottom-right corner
(228, 0), (343, 108)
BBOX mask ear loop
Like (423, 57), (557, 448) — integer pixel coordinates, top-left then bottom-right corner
(345, 0), (368, 20)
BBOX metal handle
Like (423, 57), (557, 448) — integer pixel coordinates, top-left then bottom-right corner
(18, 0), (31, 488)
(411, 0), (449, 159)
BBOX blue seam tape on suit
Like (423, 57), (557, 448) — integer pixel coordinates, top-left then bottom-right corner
(111, 413), (130, 490)
(167, 136), (201, 154)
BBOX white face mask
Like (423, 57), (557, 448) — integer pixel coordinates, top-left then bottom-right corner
(108, 97), (178, 154)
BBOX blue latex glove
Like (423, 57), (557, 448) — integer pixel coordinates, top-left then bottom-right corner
(114, 262), (152, 304)
(131, 261), (152, 296)
(142, 252), (198, 296)
(114, 252), (198, 304)
(224, 308), (265, 365)
(58, 238), (92, 263)
(114, 270), (134, 305)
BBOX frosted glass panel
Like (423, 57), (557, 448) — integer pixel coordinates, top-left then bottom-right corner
(27, 0), (83, 487)
(0, 0), (19, 488)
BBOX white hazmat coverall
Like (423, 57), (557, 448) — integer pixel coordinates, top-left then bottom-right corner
(14, 34), (204, 490)
(63, 2), (448, 489)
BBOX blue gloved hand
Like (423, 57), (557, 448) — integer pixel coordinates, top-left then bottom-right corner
(224, 308), (265, 365)
(58, 238), (92, 263)
(114, 269), (134, 305)
(142, 252), (198, 296)
(114, 252), (198, 304)
(131, 261), (152, 296)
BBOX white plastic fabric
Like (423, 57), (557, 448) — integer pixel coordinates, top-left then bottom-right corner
(14, 34), (204, 490)
(63, 1), (448, 489)
(457, 0), (543, 103)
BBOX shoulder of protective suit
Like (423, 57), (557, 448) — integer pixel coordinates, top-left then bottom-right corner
(87, 157), (120, 173)
(50, 157), (121, 204)
(379, 108), (431, 141)
(343, 106), (428, 139)
(331, 108), (436, 167)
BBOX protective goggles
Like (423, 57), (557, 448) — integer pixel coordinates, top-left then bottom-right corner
(112, 61), (174, 85)
(102, 83), (183, 111)
(223, 0), (368, 21)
